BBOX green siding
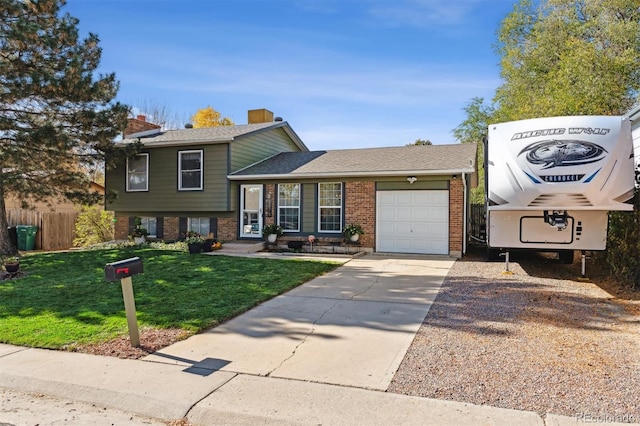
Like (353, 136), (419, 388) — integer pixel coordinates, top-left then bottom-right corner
(106, 144), (230, 213)
(302, 183), (316, 233)
(230, 128), (302, 172)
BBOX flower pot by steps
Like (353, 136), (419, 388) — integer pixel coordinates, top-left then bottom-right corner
(349, 234), (360, 242)
(188, 243), (203, 254)
(267, 234), (278, 243)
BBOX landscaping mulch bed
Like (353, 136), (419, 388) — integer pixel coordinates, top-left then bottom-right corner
(388, 247), (640, 421)
(73, 328), (191, 360)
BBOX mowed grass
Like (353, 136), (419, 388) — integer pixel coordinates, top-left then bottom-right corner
(0, 247), (340, 349)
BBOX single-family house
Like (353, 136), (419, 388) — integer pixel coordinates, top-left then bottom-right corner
(106, 108), (477, 257)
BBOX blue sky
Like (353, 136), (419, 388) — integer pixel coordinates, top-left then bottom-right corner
(65, 0), (515, 150)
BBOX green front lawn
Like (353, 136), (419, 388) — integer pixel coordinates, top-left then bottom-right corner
(0, 247), (339, 349)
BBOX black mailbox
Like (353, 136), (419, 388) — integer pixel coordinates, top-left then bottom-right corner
(105, 257), (143, 282)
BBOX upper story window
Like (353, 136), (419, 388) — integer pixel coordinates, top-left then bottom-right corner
(178, 150), (203, 190)
(126, 153), (148, 192)
(318, 182), (342, 232)
(278, 183), (300, 232)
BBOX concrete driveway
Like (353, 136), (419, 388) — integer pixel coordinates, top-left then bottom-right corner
(145, 254), (455, 391)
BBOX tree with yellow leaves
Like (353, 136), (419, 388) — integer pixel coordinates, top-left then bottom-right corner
(191, 106), (234, 128)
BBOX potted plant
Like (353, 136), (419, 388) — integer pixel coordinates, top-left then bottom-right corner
(343, 224), (365, 242)
(202, 233), (217, 252)
(262, 223), (283, 243)
(185, 231), (204, 254)
(130, 217), (148, 244)
(3, 256), (19, 274)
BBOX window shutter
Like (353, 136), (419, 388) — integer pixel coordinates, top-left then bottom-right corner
(179, 217), (187, 237)
(156, 217), (164, 238)
(128, 216), (135, 235)
(209, 217), (218, 239)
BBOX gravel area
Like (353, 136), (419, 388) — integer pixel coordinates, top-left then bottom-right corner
(388, 248), (640, 422)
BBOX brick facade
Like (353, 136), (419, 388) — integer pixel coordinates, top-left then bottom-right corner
(114, 216), (129, 240)
(163, 217), (179, 240)
(344, 181), (376, 248)
(115, 178), (466, 257)
(448, 178), (464, 257)
(217, 217), (238, 241)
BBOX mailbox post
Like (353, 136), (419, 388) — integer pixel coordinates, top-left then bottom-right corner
(105, 257), (143, 348)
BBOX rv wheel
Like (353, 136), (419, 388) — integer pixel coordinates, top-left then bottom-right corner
(558, 250), (574, 264)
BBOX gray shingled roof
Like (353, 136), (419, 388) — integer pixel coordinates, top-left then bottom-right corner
(122, 122), (300, 146)
(230, 143), (477, 178)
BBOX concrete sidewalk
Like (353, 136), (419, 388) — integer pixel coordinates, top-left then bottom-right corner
(0, 254), (627, 425)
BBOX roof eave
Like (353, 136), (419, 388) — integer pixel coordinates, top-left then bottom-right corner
(117, 138), (232, 147)
(228, 167), (476, 180)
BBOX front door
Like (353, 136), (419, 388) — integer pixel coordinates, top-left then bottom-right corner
(240, 184), (263, 238)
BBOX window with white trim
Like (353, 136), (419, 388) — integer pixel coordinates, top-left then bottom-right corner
(188, 217), (210, 236)
(318, 182), (342, 232)
(140, 217), (157, 237)
(178, 150), (203, 190)
(278, 183), (300, 232)
(126, 153), (148, 191)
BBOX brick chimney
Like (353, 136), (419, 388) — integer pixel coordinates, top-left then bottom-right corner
(248, 108), (274, 124)
(124, 116), (161, 136)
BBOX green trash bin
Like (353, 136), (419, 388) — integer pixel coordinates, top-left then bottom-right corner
(16, 225), (38, 251)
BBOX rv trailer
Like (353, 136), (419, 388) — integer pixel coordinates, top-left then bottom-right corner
(485, 115), (635, 263)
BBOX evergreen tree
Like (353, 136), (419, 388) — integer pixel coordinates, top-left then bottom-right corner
(0, 0), (136, 255)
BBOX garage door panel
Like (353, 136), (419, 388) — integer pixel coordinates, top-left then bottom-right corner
(395, 207), (412, 221)
(379, 206), (395, 220)
(376, 190), (449, 255)
(413, 192), (433, 204)
(394, 239), (413, 251)
(395, 192), (413, 204)
(431, 207), (448, 221)
(411, 223), (432, 236)
(378, 192), (395, 204)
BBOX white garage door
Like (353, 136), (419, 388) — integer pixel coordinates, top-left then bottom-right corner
(376, 190), (449, 255)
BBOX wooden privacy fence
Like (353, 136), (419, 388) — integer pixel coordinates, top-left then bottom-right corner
(6, 209), (79, 251)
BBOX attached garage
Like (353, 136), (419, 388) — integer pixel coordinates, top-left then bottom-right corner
(229, 143), (477, 258)
(376, 189), (449, 255)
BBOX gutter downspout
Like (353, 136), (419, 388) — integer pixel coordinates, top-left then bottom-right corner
(462, 172), (467, 256)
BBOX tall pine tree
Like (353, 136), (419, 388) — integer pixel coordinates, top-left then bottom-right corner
(0, 0), (136, 255)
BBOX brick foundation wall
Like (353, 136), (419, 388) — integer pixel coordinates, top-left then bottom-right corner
(217, 217), (237, 241)
(163, 217), (179, 240)
(115, 216), (223, 241)
(264, 184), (276, 226)
(114, 216), (129, 240)
(449, 178), (464, 257)
(344, 181), (375, 249)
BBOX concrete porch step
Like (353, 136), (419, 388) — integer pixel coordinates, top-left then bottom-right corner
(216, 240), (265, 253)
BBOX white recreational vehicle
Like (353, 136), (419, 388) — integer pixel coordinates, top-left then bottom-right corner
(485, 115), (635, 263)
(628, 104), (640, 186)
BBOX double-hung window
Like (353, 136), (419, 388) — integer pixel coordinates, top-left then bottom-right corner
(126, 153), (148, 191)
(318, 182), (342, 232)
(140, 217), (157, 237)
(178, 150), (203, 190)
(188, 218), (210, 236)
(278, 183), (300, 232)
